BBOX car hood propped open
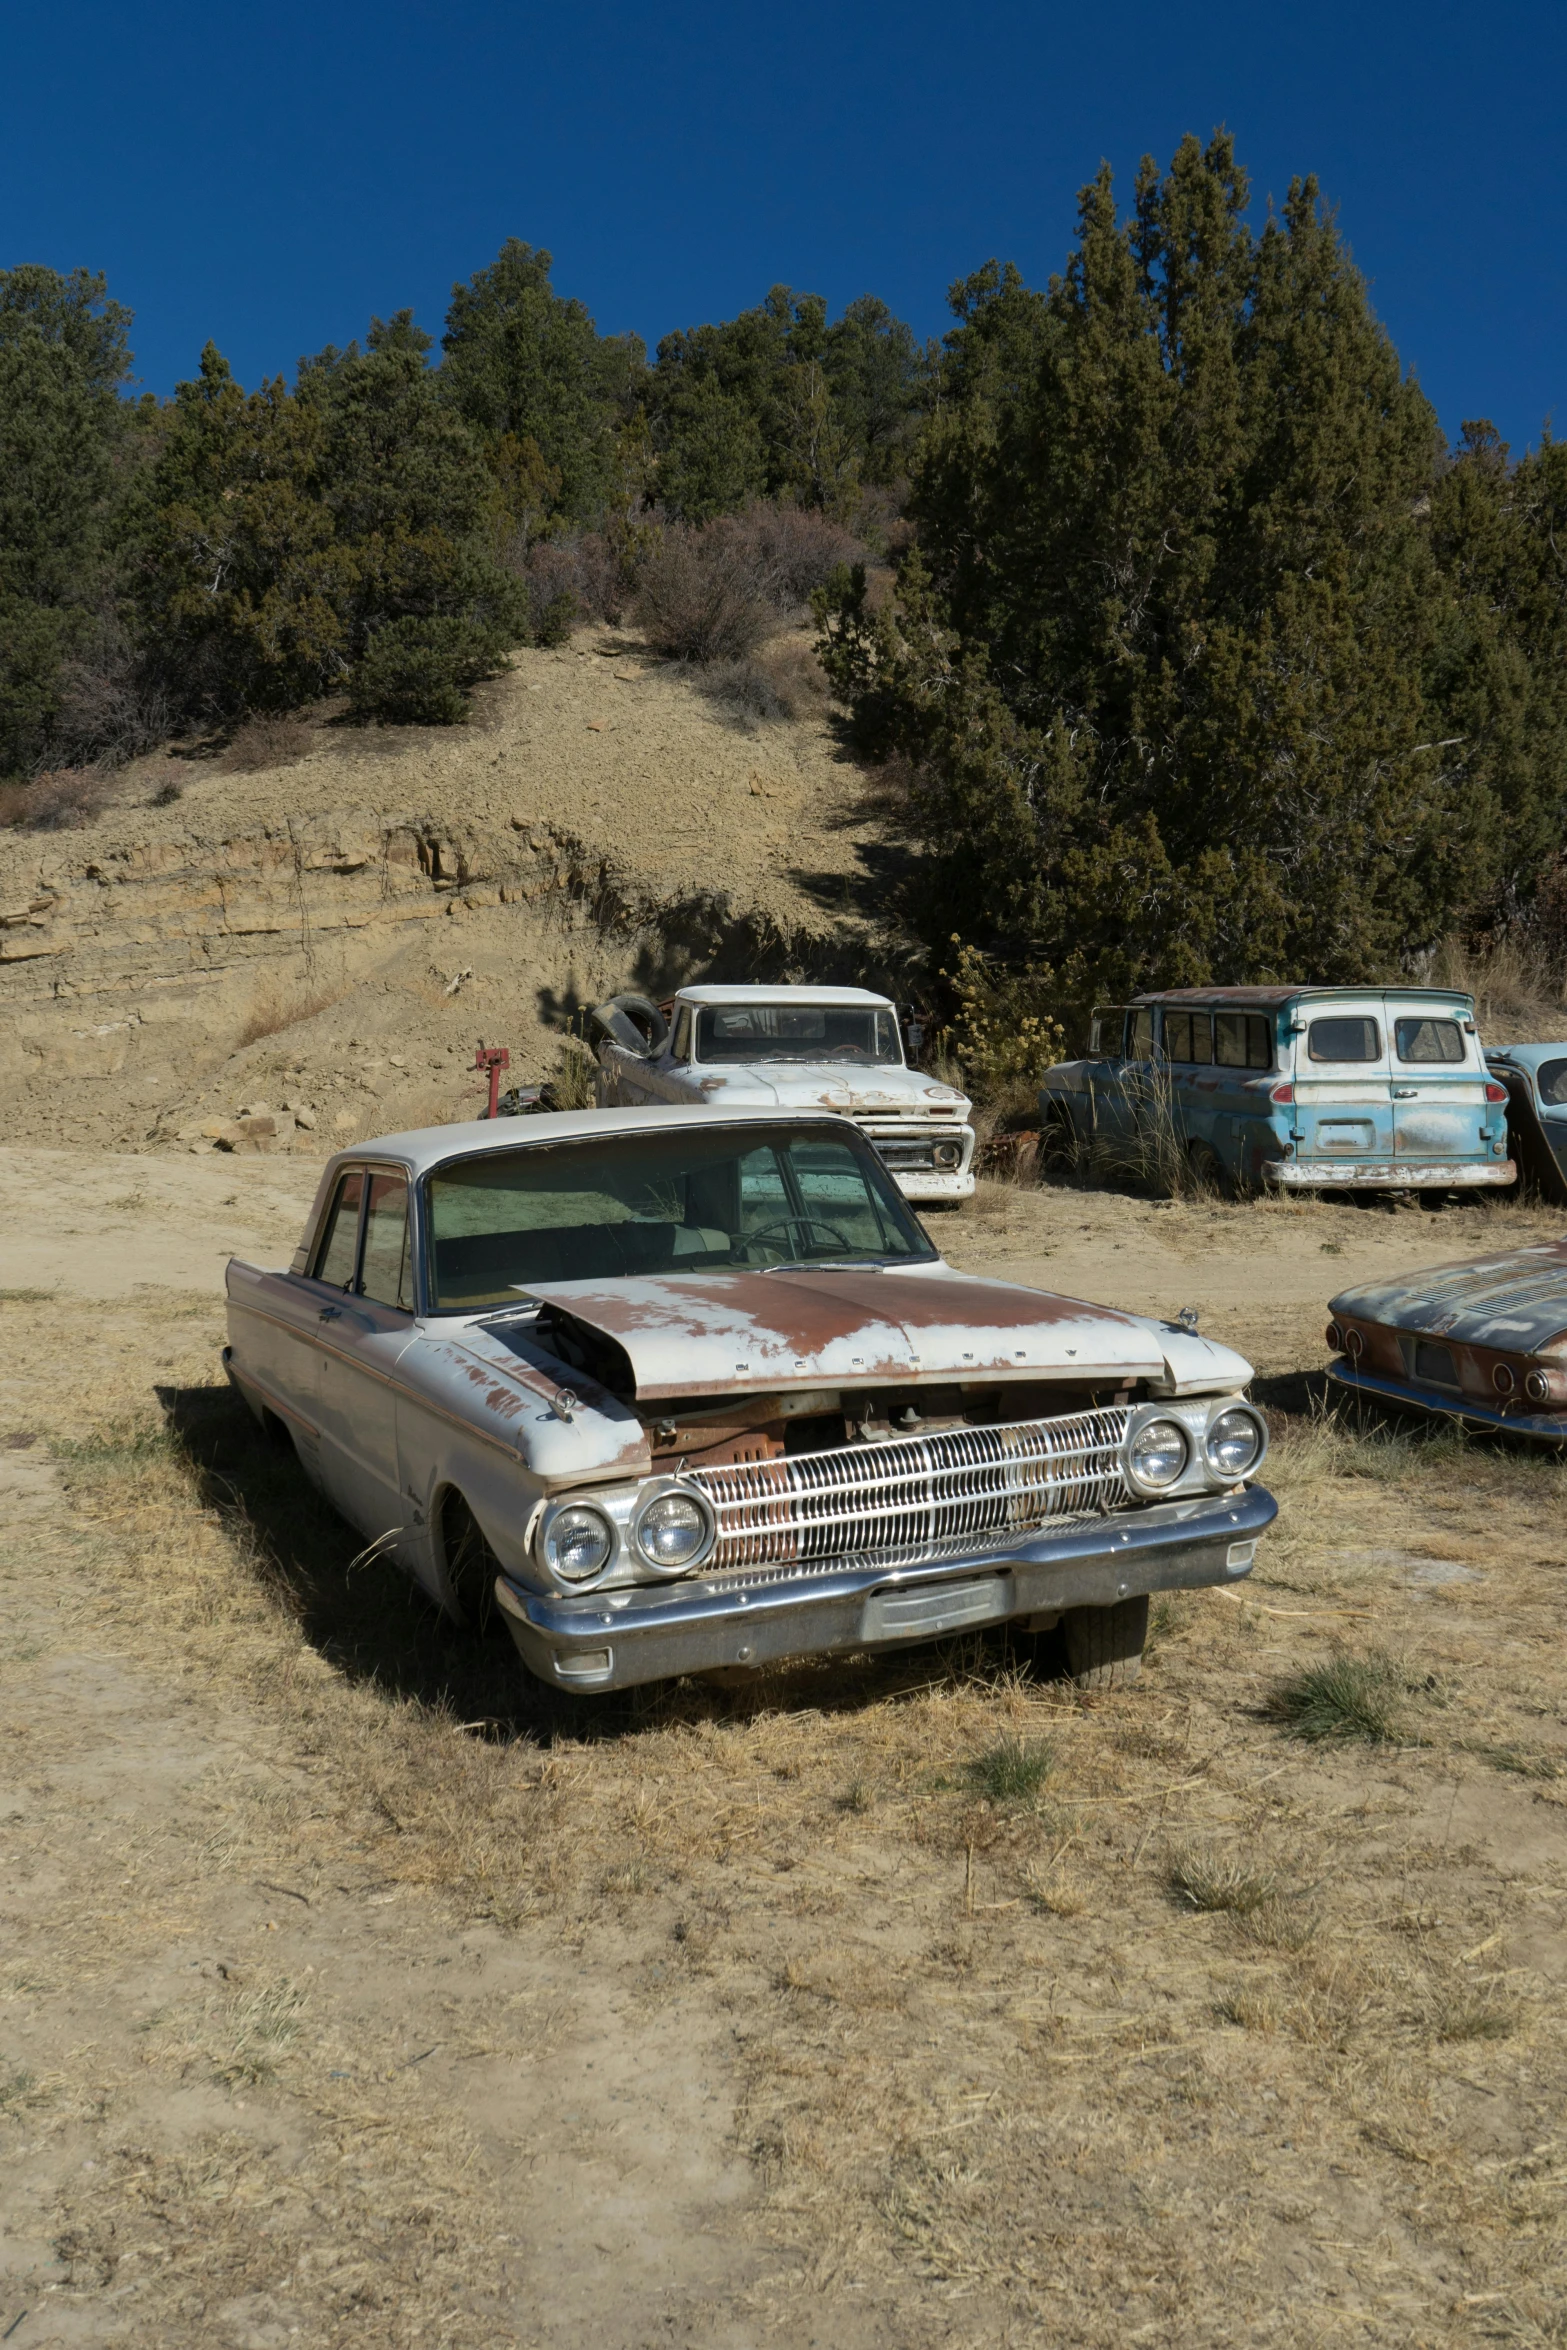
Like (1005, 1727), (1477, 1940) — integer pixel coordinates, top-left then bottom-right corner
(516, 1263), (1174, 1400)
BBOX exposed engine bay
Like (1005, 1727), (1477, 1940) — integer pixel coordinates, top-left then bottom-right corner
(638, 1380), (1139, 1471)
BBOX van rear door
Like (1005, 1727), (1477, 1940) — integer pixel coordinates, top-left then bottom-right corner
(1384, 998), (1487, 1162)
(1290, 997), (1394, 1165)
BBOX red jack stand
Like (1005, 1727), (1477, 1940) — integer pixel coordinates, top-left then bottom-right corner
(473, 1043), (510, 1119)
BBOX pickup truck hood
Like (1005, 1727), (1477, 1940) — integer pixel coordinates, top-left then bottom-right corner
(695, 1066), (970, 1116)
(517, 1262), (1247, 1401)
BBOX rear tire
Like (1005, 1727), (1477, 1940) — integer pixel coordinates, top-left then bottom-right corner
(1039, 1106), (1077, 1175)
(1187, 1140), (1229, 1198)
(1063, 1596), (1148, 1690)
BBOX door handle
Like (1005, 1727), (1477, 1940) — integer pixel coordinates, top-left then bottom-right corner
(318, 1304), (342, 1322)
(1391, 1086), (1417, 1098)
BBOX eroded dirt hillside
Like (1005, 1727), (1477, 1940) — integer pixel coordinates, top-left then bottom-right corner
(0, 623), (903, 1154)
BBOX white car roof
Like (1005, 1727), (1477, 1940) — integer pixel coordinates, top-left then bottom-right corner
(675, 984), (893, 1008)
(325, 1103), (853, 1183)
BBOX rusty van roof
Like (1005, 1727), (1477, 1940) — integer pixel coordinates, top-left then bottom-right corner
(1126, 986), (1475, 1011)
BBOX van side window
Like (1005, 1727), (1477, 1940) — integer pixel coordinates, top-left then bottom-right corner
(1395, 1017), (1465, 1065)
(1189, 1013), (1213, 1065)
(1128, 1009), (1155, 1060)
(1163, 1010), (1191, 1061)
(313, 1171), (365, 1289)
(359, 1173), (412, 1311)
(1214, 1013), (1275, 1070)
(1308, 1018), (1381, 1062)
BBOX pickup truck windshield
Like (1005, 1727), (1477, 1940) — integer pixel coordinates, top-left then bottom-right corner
(425, 1125), (936, 1309)
(696, 1005), (902, 1066)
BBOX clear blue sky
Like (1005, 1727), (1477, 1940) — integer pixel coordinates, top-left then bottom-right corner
(3, 0), (1562, 453)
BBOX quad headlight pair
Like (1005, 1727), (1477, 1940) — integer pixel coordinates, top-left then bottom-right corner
(539, 1478), (715, 1589)
(1123, 1401), (1267, 1496)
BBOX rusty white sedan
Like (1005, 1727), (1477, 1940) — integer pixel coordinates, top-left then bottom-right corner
(224, 1108), (1276, 1694)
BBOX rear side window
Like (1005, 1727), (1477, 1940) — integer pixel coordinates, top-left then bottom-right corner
(313, 1171), (364, 1289)
(359, 1173), (412, 1310)
(1536, 1058), (1567, 1106)
(1308, 1018), (1381, 1063)
(1162, 1011), (1212, 1063)
(1394, 1017), (1465, 1065)
(1215, 1013), (1274, 1069)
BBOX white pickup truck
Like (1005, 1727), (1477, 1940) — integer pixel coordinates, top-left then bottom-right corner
(592, 984), (977, 1206)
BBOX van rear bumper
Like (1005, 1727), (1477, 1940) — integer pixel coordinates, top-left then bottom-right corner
(1263, 1157), (1515, 1189)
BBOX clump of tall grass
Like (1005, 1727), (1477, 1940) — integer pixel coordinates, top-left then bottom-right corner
(1263, 1650), (1407, 1743)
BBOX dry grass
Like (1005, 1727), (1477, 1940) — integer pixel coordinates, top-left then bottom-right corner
(7, 1267), (1567, 2342)
(1429, 930), (1567, 1045)
(233, 979), (349, 1051)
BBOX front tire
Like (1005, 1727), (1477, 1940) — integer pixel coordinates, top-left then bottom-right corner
(440, 1493), (503, 1633)
(1063, 1596), (1148, 1690)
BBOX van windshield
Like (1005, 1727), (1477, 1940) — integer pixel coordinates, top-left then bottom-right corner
(696, 1005), (902, 1066)
(424, 1124), (935, 1309)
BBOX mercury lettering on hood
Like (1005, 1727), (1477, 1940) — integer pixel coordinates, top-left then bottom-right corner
(516, 1263), (1171, 1400)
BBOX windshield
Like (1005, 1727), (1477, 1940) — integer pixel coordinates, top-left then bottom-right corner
(424, 1124), (936, 1310)
(696, 1004), (902, 1066)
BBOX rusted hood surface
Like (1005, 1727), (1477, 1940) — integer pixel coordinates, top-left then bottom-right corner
(518, 1263), (1171, 1398)
(1332, 1241), (1567, 1352)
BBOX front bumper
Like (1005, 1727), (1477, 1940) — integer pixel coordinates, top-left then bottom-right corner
(493, 1482), (1277, 1691)
(894, 1167), (976, 1203)
(1264, 1157), (1515, 1190)
(1327, 1360), (1567, 1442)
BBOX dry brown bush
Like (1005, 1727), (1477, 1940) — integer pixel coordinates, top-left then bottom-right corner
(632, 524), (772, 664)
(233, 981), (347, 1050)
(220, 715), (313, 772)
(0, 766), (119, 831)
(634, 505), (866, 665)
(514, 530), (629, 629)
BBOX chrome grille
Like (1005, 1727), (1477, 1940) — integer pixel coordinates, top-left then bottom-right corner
(689, 1407), (1131, 1577)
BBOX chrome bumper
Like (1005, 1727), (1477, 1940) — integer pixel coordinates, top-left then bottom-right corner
(894, 1167), (977, 1202)
(1264, 1157), (1515, 1189)
(493, 1483), (1276, 1692)
(1327, 1361), (1567, 1441)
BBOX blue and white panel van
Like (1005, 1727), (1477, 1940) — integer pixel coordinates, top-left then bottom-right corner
(1039, 986), (1515, 1194)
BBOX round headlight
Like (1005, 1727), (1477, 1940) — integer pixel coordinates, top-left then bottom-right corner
(1128, 1417), (1188, 1491)
(934, 1140), (962, 1169)
(633, 1488), (713, 1576)
(543, 1503), (614, 1585)
(1205, 1406), (1263, 1479)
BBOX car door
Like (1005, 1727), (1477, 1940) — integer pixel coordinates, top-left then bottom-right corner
(1089, 1006), (1150, 1154)
(312, 1167), (418, 1544)
(1528, 1054), (1567, 1190)
(1288, 998), (1393, 1166)
(1384, 999), (1488, 1163)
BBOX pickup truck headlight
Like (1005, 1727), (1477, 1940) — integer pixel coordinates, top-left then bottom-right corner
(632, 1483), (715, 1575)
(541, 1502), (615, 1585)
(1204, 1405), (1266, 1479)
(1125, 1417), (1188, 1493)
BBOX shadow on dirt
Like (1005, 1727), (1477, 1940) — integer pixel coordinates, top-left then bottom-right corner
(155, 1380), (1065, 1751)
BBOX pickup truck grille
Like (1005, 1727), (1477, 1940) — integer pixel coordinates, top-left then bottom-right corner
(689, 1407), (1131, 1577)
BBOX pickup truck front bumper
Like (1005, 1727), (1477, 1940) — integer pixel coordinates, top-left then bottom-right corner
(493, 1483), (1277, 1691)
(1263, 1156), (1515, 1189)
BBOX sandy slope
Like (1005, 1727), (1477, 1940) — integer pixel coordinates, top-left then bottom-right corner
(0, 622), (902, 1156)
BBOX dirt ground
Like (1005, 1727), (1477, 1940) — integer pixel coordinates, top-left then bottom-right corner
(3, 1149), (1567, 2347)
